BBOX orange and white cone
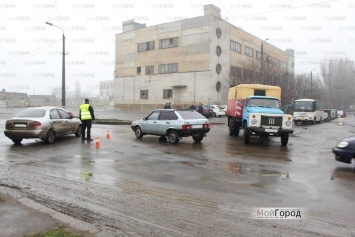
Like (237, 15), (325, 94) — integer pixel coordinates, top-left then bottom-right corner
(95, 136), (100, 148)
(106, 130), (111, 139)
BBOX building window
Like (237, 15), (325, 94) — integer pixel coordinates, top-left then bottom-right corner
(145, 65), (154, 75)
(138, 41), (155, 52)
(140, 90), (148, 99)
(230, 40), (241, 53)
(273, 58), (280, 67)
(281, 62), (287, 69)
(159, 63), (178, 74)
(163, 89), (173, 99)
(137, 67), (141, 75)
(244, 69), (253, 79)
(160, 37), (178, 49)
(256, 51), (261, 60)
(244, 46), (253, 57)
(230, 66), (242, 77)
(266, 55), (272, 63)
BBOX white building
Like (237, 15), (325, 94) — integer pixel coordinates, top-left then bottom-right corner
(114, 4), (294, 110)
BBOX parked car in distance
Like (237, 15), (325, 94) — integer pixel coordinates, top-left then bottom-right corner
(333, 136), (355, 164)
(131, 109), (210, 144)
(337, 110), (346, 118)
(208, 104), (225, 117)
(4, 106), (82, 144)
(218, 105), (227, 115)
(193, 105), (213, 118)
(323, 112), (330, 122)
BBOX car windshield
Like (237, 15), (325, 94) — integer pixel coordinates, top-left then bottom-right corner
(16, 109), (45, 117)
(177, 110), (206, 119)
(248, 98), (280, 108)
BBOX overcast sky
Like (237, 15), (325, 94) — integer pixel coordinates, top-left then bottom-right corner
(0, 0), (354, 96)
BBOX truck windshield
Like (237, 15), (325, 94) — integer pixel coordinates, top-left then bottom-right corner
(248, 98), (280, 108)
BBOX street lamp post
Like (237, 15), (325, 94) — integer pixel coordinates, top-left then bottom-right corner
(45, 22), (66, 107)
(261, 38), (269, 84)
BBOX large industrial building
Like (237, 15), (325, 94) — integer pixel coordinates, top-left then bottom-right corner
(114, 4), (294, 110)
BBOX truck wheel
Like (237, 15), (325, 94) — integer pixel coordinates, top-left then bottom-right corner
(229, 118), (235, 136)
(234, 127), (240, 136)
(244, 128), (250, 144)
(281, 133), (289, 146)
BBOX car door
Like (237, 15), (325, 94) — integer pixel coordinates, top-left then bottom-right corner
(49, 109), (64, 135)
(57, 109), (75, 134)
(156, 111), (177, 135)
(143, 111), (160, 134)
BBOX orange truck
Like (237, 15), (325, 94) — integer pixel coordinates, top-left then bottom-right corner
(226, 84), (293, 146)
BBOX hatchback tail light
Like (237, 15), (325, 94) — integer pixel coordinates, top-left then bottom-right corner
(182, 124), (192, 130)
(203, 124), (210, 129)
(29, 121), (41, 126)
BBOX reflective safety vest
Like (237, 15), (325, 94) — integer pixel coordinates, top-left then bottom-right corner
(80, 104), (92, 120)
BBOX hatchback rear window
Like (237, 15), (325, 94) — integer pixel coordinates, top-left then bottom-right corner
(16, 109), (45, 117)
(177, 110), (206, 119)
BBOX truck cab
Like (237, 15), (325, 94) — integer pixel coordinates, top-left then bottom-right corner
(242, 96), (293, 146)
(227, 84), (293, 146)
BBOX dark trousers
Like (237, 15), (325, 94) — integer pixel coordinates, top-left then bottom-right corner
(81, 120), (92, 140)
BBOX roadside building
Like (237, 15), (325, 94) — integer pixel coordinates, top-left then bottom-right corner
(0, 90), (28, 108)
(28, 95), (57, 107)
(114, 4), (294, 110)
(99, 80), (114, 106)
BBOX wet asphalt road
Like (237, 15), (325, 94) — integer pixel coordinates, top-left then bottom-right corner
(0, 109), (355, 236)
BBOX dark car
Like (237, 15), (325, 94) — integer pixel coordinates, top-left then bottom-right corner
(332, 137), (355, 164)
(337, 110), (346, 118)
(194, 105), (213, 118)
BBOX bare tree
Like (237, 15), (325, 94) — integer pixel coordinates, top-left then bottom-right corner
(320, 57), (355, 109)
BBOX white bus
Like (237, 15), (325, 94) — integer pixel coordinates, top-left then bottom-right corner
(293, 99), (324, 125)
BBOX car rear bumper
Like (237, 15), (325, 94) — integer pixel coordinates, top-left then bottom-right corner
(4, 130), (47, 140)
(332, 147), (354, 164)
(177, 128), (210, 137)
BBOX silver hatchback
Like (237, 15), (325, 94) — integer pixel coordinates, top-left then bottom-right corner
(4, 106), (82, 144)
(131, 109), (210, 144)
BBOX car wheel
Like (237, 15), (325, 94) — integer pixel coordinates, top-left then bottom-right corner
(244, 124), (250, 144)
(12, 138), (22, 144)
(168, 130), (179, 144)
(281, 133), (289, 146)
(159, 136), (167, 142)
(135, 126), (143, 139)
(213, 112), (216, 117)
(193, 135), (203, 143)
(45, 130), (55, 144)
(75, 125), (82, 137)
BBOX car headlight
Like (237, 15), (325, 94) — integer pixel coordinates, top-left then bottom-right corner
(286, 120), (292, 126)
(337, 141), (348, 148)
(251, 119), (257, 124)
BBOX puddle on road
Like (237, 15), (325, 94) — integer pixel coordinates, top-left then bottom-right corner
(175, 161), (206, 167)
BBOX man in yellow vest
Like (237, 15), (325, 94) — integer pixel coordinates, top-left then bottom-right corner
(79, 98), (95, 141)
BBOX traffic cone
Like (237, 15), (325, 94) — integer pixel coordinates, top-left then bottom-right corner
(95, 136), (100, 148)
(106, 130), (111, 139)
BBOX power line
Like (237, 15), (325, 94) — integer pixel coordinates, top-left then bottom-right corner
(232, 0), (339, 18)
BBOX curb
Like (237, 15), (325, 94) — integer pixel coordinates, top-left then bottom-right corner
(0, 187), (114, 237)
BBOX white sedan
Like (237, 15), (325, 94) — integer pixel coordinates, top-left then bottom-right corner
(209, 104), (226, 117)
